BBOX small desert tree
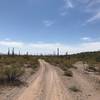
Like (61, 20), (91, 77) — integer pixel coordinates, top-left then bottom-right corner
(4, 65), (24, 82)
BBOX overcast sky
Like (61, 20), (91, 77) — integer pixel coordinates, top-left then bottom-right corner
(0, 0), (100, 54)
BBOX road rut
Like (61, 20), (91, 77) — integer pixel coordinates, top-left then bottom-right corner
(17, 60), (71, 100)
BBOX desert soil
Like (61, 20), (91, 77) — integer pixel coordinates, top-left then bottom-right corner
(0, 60), (100, 100)
(15, 59), (72, 100)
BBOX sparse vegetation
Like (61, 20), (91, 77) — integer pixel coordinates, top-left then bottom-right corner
(0, 51), (100, 86)
(86, 64), (97, 72)
(69, 51), (100, 74)
(0, 51), (100, 99)
(41, 51), (100, 77)
(42, 56), (74, 77)
(69, 85), (80, 92)
(5, 65), (24, 81)
(0, 55), (39, 86)
(64, 70), (73, 77)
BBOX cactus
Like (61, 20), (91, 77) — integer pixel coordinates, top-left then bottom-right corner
(8, 48), (10, 56)
(19, 50), (20, 56)
(12, 48), (15, 56)
(57, 48), (59, 56)
(26, 51), (28, 56)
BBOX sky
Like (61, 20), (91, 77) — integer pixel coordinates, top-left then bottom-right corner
(0, 0), (100, 54)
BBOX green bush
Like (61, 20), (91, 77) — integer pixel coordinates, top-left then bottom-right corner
(64, 70), (73, 77)
(96, 56), (100, 62)
(0, 56), (39, 86)
(4, 65), (25, 82)
(86, 64), (97, 72)
(69, 86), (80, 92)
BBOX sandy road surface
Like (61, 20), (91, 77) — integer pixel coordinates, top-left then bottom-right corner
(16, 60), (72, 100)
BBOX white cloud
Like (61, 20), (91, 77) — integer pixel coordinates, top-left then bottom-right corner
(28, 41), (100, 54)
(87, 0), (100, 8)
(62, 0), (100, 25)
(76, 0), (90, 4)
(86, 12), (100, 23)
(64, 0), (74, 9)
(0, 40), (100, 55)
(60, 11), (67, 16)
(4, 38), (11, 41)
(81, 0), (100, 24)
(43, 20), (54, 27)
(80, 42), (100, 52)
(81, 37), (91, 41)
(60, 0), (73, 16)
(0, 40), (24, 48)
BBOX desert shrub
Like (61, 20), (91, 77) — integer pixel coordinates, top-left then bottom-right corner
(64, 70), (73, 77)
(0, 67), (5, 79)
(96, 56), (100, 62)
(4, 65), (25, 82)
(69, 86), (80, 92)
(32, 64), (37, 69)
(30, 70), (35, 75)
(86, 64), (97, 72)
(0, 55), (39, 86)
(66, 64), (75, 69)
(89, 66), (96, 72)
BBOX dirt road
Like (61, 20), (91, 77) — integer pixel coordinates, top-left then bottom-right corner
(1, 60), (100, 100)
(16, 59), (72, 100)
